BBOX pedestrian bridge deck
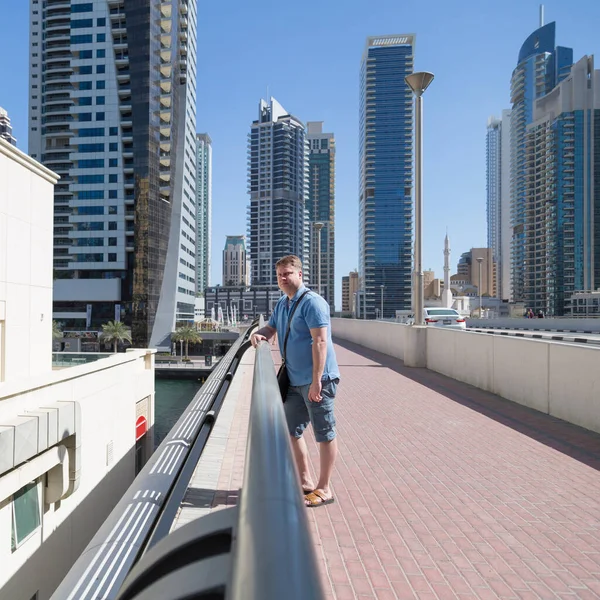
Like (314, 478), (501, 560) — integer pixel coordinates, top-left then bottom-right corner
(174, 338), (600, 599)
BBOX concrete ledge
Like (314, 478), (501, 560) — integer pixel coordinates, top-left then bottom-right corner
(468, 317), (600, 333)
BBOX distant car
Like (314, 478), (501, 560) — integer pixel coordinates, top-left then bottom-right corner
(406, 308), (466, 330)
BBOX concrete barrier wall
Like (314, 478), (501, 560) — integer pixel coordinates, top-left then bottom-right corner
(332, 318), (600, 435)
(468, 317), (600, 332)
(548, 344), (600, 433)
(492, 336), (549, 414)
(426, 328), (496, 393)
(331, 318), (406, 360)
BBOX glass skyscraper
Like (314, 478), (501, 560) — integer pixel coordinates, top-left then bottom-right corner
(509, 22), (572, 304)
(307, 121), (335, 309)
(29, 0), (198, 347)
(359, 35), (415, 319)
(522, 56), (600, 315)
(247, 97), (309, 286)
(196, 133), (212, 293)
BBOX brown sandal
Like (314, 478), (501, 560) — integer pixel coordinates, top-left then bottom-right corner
(305, 490), (335, 508)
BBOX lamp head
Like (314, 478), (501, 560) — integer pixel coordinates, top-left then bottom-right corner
(405, 72), (435, 97)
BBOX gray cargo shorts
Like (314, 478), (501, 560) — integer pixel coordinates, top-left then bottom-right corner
(283, 376), (339, 443)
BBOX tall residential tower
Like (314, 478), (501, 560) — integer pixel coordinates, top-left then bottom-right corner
(359, 35), (415, 318)
(306, 121), (335, 308)
(509, 21), (572, 304)
(486, 110), (511, 300)
(247, 97), (309, 285)
(523, 56), (600, 314)
(29, 0), (198, 347)
(196, 133), (212, 293)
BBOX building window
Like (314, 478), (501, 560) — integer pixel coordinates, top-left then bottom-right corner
(108, 253), (117, 262)
(97, 17), (106, 26)
(108, 221), (117, 230)
(109, 142), (118, 151)
(12, 481), (41, 552)
(97, 49), (105, 58)
(71, 3), (93, 12)
(109, 127), (118, 136)
(97, 81), (106, 89)
(96, 65), (105, 74)
(109, 174), (117, 183)
(97, 33), (106, 42)
(109, 158), (117, 167)
(96, 112), (105, 121)
(71, 18), (93, 28)
(70, 34), (93, 44)
(96, 96), (105, 105)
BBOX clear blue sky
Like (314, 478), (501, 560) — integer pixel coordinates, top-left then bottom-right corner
(2, 0), (600, 309)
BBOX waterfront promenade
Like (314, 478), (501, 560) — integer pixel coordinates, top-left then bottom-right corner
(175, 338), (600, 599)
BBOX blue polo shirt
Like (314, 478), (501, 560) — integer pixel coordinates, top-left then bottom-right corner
(268, 286), (340, 387)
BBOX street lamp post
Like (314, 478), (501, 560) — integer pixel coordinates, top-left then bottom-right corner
(405, 72), (434, 326)
(313, 222), (324, 297)
(380, 284), (384, 319)
(476, 257), (484, 317)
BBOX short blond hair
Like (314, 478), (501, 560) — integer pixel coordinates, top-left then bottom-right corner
(275, 255), (303, 271)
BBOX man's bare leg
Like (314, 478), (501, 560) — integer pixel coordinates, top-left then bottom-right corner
(290, 435), (315, 492)
(314, 437), (338, 499)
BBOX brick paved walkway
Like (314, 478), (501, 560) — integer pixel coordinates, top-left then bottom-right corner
(179, 339), (600, 599)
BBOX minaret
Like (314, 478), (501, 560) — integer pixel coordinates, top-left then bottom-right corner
(442, 232), (453, 308)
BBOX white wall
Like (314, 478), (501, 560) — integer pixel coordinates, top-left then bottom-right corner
(331, 318), (406, 360)
(0, 139), (58, 382)
(548, 344), (600, 433)
(0, 139), (156, 600)
(332, 318), (600, 436)
(0, 350), (155, 600)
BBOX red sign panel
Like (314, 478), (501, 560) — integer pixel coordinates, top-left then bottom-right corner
(135, 416), (147, 441)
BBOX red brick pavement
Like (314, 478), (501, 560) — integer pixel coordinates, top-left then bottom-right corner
(215, 338), (600, 599)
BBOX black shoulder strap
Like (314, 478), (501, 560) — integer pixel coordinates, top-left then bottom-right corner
(281, 290), (310, 362)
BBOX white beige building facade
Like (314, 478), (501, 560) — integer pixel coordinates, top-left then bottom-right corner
(0, 139), (155, 600)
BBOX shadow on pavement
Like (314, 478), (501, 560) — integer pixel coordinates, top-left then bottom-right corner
(333, 336), (600, 472)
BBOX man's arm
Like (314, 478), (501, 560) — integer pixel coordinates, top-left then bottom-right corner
(308, 326), (328, 402)
(250, 324), (277, 348)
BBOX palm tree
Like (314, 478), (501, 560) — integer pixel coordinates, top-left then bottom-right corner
(171, 329), (184, 358)
(100, 321), (132, 353)
(173, 325), (202, 359)
(52, 320), (63, 340)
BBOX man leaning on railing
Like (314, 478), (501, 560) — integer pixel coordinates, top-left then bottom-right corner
(250, 255), (341, 508)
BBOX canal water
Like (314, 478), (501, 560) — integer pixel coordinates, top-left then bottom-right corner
(154, 378), (202, 448)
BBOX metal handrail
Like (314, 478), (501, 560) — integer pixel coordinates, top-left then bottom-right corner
(50, 323), (257, 600)
(229, 340), (325, 600)
(50, 318), (324, 599)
